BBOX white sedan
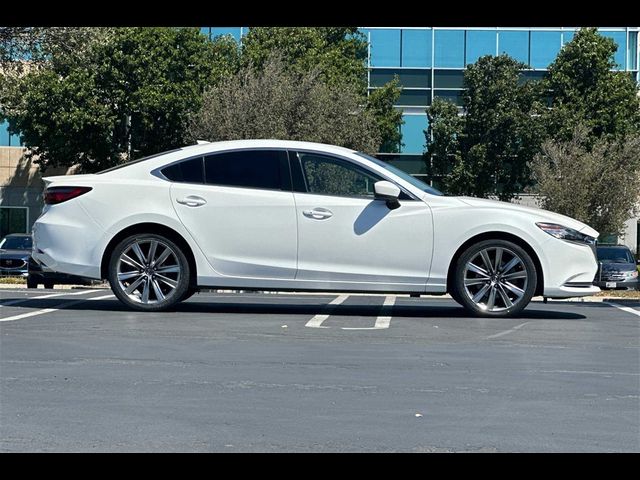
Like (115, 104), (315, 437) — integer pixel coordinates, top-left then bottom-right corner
(32, 140), (600, 317)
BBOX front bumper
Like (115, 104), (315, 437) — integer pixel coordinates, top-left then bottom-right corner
(0, 267), (28, 277)
(594, 278), (639, 290)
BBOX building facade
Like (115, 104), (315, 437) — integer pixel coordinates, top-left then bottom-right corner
(2, 27), (639, 252)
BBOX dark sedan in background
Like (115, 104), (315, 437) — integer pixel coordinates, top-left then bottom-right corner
(0, 233), (93, 288)
(594, 245), (639, 291)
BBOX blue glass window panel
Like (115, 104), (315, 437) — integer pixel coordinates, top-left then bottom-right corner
(0, 121), (10, 147)
(401, 115), (428, 154)
(9, 133), (22, 147)
(530, 31), (562, 68)
(466, 30), (497, 65)
(211, 27), (242, 42)
(562, 30), (575, 45)
(402, 29), (431, 67)
(434, 30), (465, 68)
(629, 32), (638, 70)
(369, 29), (401, 67)
(498, 31), (529, 64)
(601, 31), (627, 69)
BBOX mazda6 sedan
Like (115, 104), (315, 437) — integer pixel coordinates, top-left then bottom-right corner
(32, 140), (600, 317)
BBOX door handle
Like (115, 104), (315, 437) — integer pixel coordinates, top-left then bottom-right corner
(303, 208), (333, 220)
(176, 195), (207, 207)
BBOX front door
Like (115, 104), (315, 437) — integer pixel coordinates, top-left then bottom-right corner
(292, 151), (432, 288)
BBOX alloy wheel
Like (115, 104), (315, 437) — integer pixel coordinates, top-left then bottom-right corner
(116, 239), (181, 305)
(463, 246), (529, 312)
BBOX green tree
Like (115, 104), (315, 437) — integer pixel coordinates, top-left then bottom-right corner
(239, 27), (402, 152)
(240, 27), (368, 90)
(544, 27), (640, 142)
(1, 27), (236, 172)
(188, 54), (381, 154)
(530, 125), (640, 237)
(425, 55), (544, 200)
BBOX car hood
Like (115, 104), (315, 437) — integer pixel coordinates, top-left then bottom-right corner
(599, 262), (637, 272)
(456, 197), (599, 238)
(0, 249), (31, 259)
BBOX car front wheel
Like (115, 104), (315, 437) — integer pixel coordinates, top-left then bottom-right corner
(452, 239), (537, 317)
(108, 234), (190, 312)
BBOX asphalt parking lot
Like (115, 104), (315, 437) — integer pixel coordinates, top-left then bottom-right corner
(1, 288), (639, 452)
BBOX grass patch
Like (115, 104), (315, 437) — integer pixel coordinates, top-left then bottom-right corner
(595, 289), (640, 299)
(0, 276), (26, 284)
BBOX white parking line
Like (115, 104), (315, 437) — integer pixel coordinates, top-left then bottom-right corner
(342, 295), (395, 330)
(305, 295), (349, 328)
(485, 322), (531, 339)
(0, 294), (114, 322)
(0, 289), (102, 308)
(605, 302), (640, 317)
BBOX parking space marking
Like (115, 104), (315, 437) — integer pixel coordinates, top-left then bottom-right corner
(304, 294), (349, 328)
(0, 293), (114, 322)
(342, 295), (395, 330)
(485, 322), (531, 339)
(605, 302), (640, 318)
(0, 289), (102, 308)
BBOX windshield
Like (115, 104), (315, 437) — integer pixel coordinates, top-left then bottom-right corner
(597, 247), (635, 264)
(355, 152), (444, 196)
(0, 235), (32, 250)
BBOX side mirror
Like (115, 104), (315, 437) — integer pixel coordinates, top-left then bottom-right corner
(374, 181), (401, 210)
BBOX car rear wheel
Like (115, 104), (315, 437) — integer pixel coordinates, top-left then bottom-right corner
(43, 281), (54, 289)
(108, 234), (190, 312)
(452, 239), (537, 318)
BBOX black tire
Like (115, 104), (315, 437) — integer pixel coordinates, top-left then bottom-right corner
(43, 281), (54, 289)
(452, 239), (537, 318)
(108, 233), (190, 312)
(27, 276), (38, 289)
(180, 287), (198, 302)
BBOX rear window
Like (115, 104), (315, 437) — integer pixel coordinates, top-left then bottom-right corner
(97, 148), (184, 174)
(161, 157), (204, 183)
(204, 150), (287, 190)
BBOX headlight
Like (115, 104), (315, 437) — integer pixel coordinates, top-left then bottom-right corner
(536, 222), (596, 245)
(624, 270), (638, 279)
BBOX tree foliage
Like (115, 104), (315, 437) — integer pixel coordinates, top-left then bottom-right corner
(236, 27), (401, 151)
(1, 28), (234, 172)
(530, 125), (640, 236)
(543, 27), (640, 142)
(425, 55), (544, 200)
(240, 27), (368, 91)
(187, 54), (381, 154)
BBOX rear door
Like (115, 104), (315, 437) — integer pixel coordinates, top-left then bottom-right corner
(169, 149), (298, 279)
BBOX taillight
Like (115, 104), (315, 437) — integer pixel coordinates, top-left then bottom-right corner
(44, 186), (92, 205)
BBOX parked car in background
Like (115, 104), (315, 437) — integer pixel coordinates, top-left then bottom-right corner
(0, 233), (32, 279)
(0, 232), (93, 289)
(32, 140), (601, 317)
(594, 245), (639, 291)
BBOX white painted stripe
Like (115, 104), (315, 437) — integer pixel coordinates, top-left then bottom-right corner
(0, 294), (114, 322)
(342, 295), (395, 330)
(0, 289), (102, 308)
(605, 302), (640, 317)
(485, 321), (531, 339)
(305, 294), (349, 328)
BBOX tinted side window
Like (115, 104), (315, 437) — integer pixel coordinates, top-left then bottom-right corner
(204, 150), (287, 190)
(161, 157), (204, 183)
(298, 152), (382, 197)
